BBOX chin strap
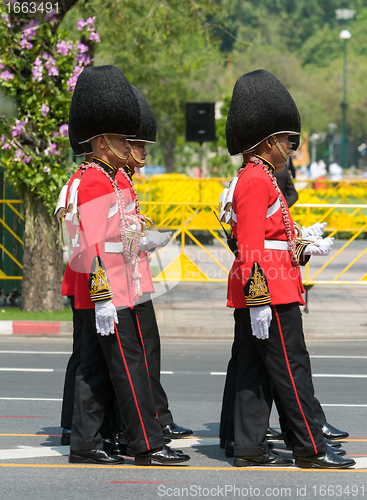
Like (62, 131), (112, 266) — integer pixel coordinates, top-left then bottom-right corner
(130, 148), (145, 166)
(103, 134), (128, 160)
(271, 134), (290, 161)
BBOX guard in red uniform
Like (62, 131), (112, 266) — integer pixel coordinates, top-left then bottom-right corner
(116, 85), (193, 440)
(223, 70), (354, 469)
(57, 130), (93, 444)
(66, 65), (189, 466)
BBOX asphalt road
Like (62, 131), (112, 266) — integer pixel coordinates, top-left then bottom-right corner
(0, 336), (367, 500)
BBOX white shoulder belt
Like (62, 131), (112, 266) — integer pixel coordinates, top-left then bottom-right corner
(219, 175), (281, 225)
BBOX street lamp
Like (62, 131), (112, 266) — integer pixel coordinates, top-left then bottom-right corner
(310, 133), (319, 164)
(336, 8), (355, 168)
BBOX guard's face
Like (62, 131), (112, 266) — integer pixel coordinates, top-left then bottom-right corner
(106, 134), (131, 167)
(271, 134), (292, 172)
(128, 141), (147, 169)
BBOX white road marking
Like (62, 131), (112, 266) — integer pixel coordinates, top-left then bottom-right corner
(0, 368), (54, 372)
(160, 371), (174, 374)
(210, 372), (367, 378)
(0, 351), (71, 355)
(0, 397), (62, 401)
(0, 444), (366, 469)
(311, 355), (367, 359)
(0, 446), (68, 459)
(313, 374), (367, 378)
(322, 404), (367, 407)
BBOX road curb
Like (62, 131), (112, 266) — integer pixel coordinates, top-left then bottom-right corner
(0, 321), (73, 336)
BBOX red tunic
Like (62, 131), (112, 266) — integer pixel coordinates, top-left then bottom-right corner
(74, 167), (134, 310)
(115, 170), (155, 294)
(227, 160), (305, 309)
(61, 168), (85, 297)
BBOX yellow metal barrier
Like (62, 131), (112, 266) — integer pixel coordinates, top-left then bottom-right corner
(2, 194), (367, 288)
(0, 200), (23, 280)
(142, 201), (367, 287)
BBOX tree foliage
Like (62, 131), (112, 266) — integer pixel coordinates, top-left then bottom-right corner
(0, 6), (101, 214)
(61, 0), (221, 171)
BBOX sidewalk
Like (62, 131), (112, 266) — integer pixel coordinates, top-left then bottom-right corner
(1, 281), (364, 339)
(153, 282), (367, 339)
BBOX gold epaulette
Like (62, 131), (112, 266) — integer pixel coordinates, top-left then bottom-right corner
(89, 256), (113, 302)
(244, 262), (271, 307)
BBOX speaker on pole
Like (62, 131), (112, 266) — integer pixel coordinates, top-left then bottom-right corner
(185, 102), (216, 143)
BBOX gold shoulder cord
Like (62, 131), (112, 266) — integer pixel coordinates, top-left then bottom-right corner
(271, 134), (290, 161)
(103, 134), (128, 160)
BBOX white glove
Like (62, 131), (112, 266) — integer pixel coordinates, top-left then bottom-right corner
(249, 305), (272, 340)
(140, 230), (172, 252)
(95, 299), (118, 336)
(302, 222), (327, 240)
(304, 237), (334, 256)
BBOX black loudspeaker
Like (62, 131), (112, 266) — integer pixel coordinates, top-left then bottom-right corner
(185, 102), (216, 143)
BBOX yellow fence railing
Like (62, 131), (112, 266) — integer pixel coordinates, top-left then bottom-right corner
(140, 201), (367, 286)
(0, 200), (23, 280)
(2, 192), (367, 289)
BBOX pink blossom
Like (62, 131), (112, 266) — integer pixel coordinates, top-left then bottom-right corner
(56, 41), (72, 57)
(75, 53), (91, 66)
(14, 149), (24, 160)
(11, 119), (27, 137)
(89, 31), (100, 43)
(0, 64), (4, 71)
(21, 156), (31, 164)
(32, 57), (43, 82)
(2, 143), (10, 151)
(53, 131), (59, 138)
(44, 143), (58, 156)
(67, 65), (84, 91)
(40, 104), (50, 117)
(77, 19), (86, 31)
(43, 166), (51, 173)
(86, 17), (95, 27)
(0, 70), (14, 82)
(77, 42), (89, 54)
(48, 66), (59, 77)
(59, 124), (69, 138)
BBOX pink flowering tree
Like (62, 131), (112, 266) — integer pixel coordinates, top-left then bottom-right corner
(0, 5), (100, 310)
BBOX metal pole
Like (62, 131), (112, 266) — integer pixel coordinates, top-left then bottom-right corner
(341, 36), (348, 168)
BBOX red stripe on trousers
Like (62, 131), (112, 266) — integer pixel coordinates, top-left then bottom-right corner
(133, 310), (159, 420)
(274, 307), (318, 455)
(114, 323), (150, 450)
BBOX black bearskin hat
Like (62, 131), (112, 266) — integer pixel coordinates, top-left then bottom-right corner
(226, 70), (301, 156)
(69, 65), (140, 143)
(69, 126), (92, 156)
(129, 86), (156, 144)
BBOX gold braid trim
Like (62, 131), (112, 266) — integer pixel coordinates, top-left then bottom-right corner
(130, 148), (145, 165)
(89, 256), (113, 302)
(244, 261), (271, 307)
(103, 135), (128, 160)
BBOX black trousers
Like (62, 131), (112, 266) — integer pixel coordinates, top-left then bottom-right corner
(232, 304), (327, 458)
(61, 297), (83, 429)
(220, 313), (327, 445)
(134, 299), (173, 427)
(61, 298), (173, 432)
(70, 307), (164, 454)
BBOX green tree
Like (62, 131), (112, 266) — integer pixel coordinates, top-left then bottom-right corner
(61, 0), (221, 173)
(0, 4), (98, 310)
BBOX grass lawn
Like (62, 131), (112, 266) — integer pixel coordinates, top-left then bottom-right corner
(0, 307), (73, 321)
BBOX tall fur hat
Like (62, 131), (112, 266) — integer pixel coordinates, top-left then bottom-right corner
(129, 86), (156, 144)
(69, 127), (92, 156)
(69, 65), (140, 144)
(226, 70), (301, 156)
